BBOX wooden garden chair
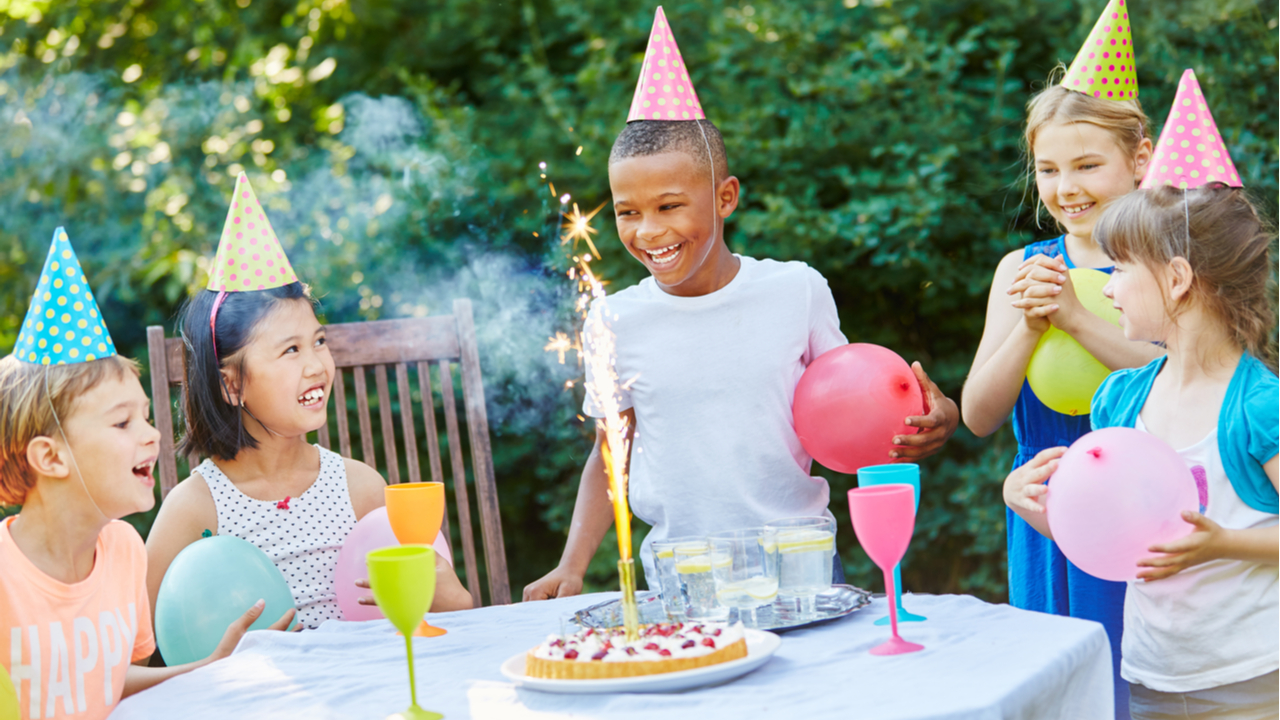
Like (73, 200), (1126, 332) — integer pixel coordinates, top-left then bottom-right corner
(145, 299), (510, 606)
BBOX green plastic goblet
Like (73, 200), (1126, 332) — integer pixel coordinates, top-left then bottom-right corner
(367, 545), (443, 720)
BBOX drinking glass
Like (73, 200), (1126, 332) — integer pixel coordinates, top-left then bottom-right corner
(651, 536), (705, 620)
(857, 464), (926, 625)
(673, 540), (729, 621)
(385, 482), (447, 637)
(367, 546), (444, 720)
(765, 516), (835, 617)
(709, 528), (779, 628)
(848, 485), (924, 655)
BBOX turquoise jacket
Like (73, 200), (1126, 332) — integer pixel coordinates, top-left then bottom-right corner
(1091, 353), (1279, 514)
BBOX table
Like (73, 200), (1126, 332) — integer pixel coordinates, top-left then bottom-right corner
(111, 593), (1113, 720)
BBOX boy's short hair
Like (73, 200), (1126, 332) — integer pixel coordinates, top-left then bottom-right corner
(0, 354), (140, 506)
(609, 119), (730, 182)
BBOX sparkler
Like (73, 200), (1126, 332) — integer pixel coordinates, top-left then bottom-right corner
(541, 176), (639, 641)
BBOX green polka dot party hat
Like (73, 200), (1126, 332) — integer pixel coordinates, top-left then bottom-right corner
(207, 172), (298, 292)
(626, 6), (705, 122)
(1060, 0), (1137, 101)
(14, 227), (117, 365)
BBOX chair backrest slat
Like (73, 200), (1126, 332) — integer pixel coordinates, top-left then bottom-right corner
(333, 369), (352, 458)
(438, 357), (482, 609)
(352, 366), (375, 470)
(146, 327), (180, 494)
(454, 299), (510, 606)
(416, 361), (444, 485)
(374, 365), (399, 484)
(145, 308), (509, 605)
(395, 363), (420, 485)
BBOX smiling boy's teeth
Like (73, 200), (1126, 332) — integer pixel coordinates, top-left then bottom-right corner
(644, 244), (682, 266)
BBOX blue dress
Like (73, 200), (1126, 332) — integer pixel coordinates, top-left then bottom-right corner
(1007, 236), (1129, 719)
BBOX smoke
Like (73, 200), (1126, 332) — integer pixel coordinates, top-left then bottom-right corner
(2, 65), (589, 438)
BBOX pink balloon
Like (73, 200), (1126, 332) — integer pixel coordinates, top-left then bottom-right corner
(793, 344), (923, 474)
(334, 506), (454, 621)
(1047, 427), (1199, 582)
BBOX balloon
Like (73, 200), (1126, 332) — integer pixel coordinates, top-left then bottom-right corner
(1046, 427), (1199, 582)
(1026, 268), (1122, 416)
(0, 661), (18, 720)
(793, 344), (924, 474)
(155, 536), (296, 666)
(334, 506), (454, 622)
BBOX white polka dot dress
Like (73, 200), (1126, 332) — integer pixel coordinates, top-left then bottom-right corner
(197, 445), (357, 629)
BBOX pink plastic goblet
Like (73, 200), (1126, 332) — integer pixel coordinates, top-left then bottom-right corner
(848, 484), (924, 656)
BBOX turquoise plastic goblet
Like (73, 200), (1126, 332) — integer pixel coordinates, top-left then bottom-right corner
(857, 463), (927, 625)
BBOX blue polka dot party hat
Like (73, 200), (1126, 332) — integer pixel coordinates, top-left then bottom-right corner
(13, 227), (117, 365)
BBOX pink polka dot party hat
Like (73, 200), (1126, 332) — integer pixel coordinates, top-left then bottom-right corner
(1060, 0), (1138, 101)
(14, 227), (117, 365)
(626, 6), (705, 122)
(207, 172), (299, 292)
(1141, 69), (1242, 189)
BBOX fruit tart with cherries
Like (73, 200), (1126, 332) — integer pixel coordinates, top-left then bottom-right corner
(526, 621), (747, 680)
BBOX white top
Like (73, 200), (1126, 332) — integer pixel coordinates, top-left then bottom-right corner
(198, 445), (358, 629)
(1124, 418), (1280, 691)
(583, 256), (847, 584)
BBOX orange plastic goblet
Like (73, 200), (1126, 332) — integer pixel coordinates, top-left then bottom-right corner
(385, 482), (447, 637)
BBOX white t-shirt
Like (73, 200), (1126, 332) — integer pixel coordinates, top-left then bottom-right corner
(1124, 417), (1280, 692)
(583, 256), (848, 584)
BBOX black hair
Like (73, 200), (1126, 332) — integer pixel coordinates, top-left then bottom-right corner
(608, 119), (729, 182)
(176, 282), (315, 461)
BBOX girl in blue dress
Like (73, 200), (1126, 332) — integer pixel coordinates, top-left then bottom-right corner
(963, 83), (1164, 718)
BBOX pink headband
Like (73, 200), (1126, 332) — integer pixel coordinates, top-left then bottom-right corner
(209, 290), (229, 361)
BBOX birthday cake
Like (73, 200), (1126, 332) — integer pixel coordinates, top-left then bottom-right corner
(526, 622), (747, 679)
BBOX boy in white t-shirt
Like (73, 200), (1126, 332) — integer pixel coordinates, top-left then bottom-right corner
(523, 9), (959, 598)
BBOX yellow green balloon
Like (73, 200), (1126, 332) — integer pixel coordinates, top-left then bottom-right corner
(1026, 268), (1122, 416)
(0, 661), (18, 720)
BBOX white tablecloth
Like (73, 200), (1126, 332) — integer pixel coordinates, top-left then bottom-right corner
(112, 593), (1112, 720)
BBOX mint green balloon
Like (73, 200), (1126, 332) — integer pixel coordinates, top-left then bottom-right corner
(155, 536), (296, 666)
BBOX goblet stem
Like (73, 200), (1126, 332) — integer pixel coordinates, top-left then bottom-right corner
(885, 569), (901, 641)
(618, 559), (640, 642)
(404, 634), (420, 709)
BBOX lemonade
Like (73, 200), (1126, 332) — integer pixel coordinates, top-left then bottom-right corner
(674, 548), (730, 621)
(777, 529), (835, 599)
(765, 518), (836, 616)
(715, 576), (779, 610)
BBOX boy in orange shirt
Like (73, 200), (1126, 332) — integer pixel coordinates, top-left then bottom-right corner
(0, 229), (290, 720)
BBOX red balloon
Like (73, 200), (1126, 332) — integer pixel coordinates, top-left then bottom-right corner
(793, 344), (924, 474)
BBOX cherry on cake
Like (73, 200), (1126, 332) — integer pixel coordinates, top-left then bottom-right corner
(526, 622), (748, 679)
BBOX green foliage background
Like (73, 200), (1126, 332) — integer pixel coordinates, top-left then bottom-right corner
(2, 0), (1276, 601)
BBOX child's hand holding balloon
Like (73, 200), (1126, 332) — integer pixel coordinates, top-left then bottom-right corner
(1136, 511), (1226, 582)
(891, 362), (960, 460)
(206, 600), (299, 665)
(1002, 446), (1065, 517)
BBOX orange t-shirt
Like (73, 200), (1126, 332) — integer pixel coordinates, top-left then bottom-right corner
(0, 517), (155, 720)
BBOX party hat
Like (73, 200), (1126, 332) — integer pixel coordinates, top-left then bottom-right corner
(207, 173), (298, 292)
(1141, 69), (1242, 189)
(13, 228), (117, 365)
(626, 6), (705, 122)
(1060, 0), (1138, 101)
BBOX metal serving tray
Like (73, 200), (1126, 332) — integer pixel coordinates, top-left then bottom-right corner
(573, 584), (872, 633)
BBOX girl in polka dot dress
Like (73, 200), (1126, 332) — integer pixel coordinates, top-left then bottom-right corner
(145, 282), (472, 629)
(962, 73), (1164, 719)
(145, 175), (469, 631)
